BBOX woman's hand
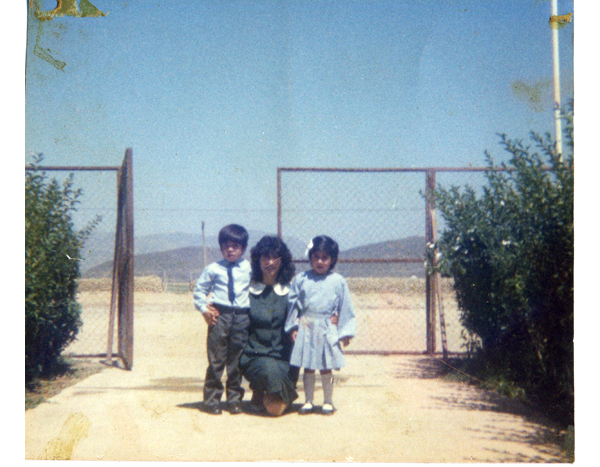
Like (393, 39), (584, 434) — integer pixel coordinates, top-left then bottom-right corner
(290, 330), (298, 343)
(340, 336), (351, 347)
(330, 314), (339, 326)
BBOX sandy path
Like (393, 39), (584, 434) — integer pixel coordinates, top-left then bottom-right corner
(25, 293), (569, 462)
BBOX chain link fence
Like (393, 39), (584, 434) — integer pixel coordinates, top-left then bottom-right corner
(277, 167), (490, 355)
(27, 161), (490, 364)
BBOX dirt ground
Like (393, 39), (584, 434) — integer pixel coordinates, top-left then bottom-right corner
(67, 277), (464, 356)
(24, 292), (572, 462)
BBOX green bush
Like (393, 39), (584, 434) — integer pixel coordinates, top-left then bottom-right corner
(25, 156), (99, 381)
(433, 104), (573, 422)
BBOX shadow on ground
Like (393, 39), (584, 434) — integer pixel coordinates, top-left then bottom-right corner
(176, 400), (305, 417)
(392, 356), (447, 379)
(430, 387), (569, 462)
(391, 356), (571, 463)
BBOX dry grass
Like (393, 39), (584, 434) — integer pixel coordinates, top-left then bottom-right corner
(77, 276), (163, 292)
(70, 276), (464, 356)
(78, 275), (457, 295)
(347, 276), (455, 294)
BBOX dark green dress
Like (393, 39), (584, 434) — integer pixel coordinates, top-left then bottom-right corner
(239, 283), (298, 406)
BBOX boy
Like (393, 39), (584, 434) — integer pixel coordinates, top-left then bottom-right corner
(193, 224), (251, 414)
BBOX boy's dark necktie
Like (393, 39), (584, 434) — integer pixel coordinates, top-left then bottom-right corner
(227, 263), (235, 305)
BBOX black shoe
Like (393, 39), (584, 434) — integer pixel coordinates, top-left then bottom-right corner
(247, 402), (266, 414)
(229, 402), (243, 415)
(205, 404), (222, 415)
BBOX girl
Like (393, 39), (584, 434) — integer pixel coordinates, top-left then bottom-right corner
(285, 235), (356, 415)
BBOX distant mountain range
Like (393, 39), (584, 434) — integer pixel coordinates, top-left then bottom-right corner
(82, 232), (427, 281)
(342, 236), (425, 260)
(81, 229), (305, 268)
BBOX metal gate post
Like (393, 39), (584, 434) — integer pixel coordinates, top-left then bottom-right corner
(277, 168), (282, 238)
(425, 169), (437, 354)
(117, 148), (134, 369)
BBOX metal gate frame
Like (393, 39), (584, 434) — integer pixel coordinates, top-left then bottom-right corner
(26, 149), (135, 369)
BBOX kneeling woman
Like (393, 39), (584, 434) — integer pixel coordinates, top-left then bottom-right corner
(239, 236), (298, 416)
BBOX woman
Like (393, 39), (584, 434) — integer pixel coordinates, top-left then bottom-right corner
(239, 235), (298, 416)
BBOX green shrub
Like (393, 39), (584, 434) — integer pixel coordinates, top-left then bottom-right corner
(25, 155), (100, 381)
(433, 104), (573, 423)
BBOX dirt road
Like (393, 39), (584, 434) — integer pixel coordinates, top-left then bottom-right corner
(25, 293), (570, 462)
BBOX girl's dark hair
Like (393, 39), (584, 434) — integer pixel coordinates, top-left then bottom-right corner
(250, 236), (295, 285)
(308, 235), (339, 271)
(218, 224), (249, 249)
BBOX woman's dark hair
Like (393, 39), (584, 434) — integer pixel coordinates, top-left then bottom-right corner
(308, 235), (339, 271)
(250, 236), (295, 285)
(218, 224), (249, 249)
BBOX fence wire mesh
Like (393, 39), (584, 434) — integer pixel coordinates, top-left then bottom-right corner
(26, 167), (120, 358)
(28, 164), (492, 360)
(279, 169), (425, 256)
(278, 167), (490, 355)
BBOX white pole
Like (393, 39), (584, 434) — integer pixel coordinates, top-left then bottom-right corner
(551, 0), (563, 160)
(202, 221), (207, 269)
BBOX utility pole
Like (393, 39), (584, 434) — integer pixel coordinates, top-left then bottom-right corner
(550, 0), (563, 160)
(202, 221), (207, 269)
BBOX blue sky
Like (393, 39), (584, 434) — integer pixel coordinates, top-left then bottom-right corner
(24, 0), (575, 243)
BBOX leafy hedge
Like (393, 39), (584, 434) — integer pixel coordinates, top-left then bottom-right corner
(25, 156), (99, 381)
(432, 104), (574, 422)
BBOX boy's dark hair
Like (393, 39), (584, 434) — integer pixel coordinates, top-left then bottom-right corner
(250, 235), (295, 285)
(308, 235), (339, 271)
(218, 224), (249, 249)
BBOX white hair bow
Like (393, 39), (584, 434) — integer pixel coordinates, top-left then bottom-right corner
(304, 239), (314, 259)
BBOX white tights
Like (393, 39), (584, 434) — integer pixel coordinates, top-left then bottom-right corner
(303, 371), (334, 406)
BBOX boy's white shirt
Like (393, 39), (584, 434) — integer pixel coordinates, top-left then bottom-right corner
(193, 259), (251, 313)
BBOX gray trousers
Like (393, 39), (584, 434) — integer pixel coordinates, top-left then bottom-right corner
(203, 305), (250, 406)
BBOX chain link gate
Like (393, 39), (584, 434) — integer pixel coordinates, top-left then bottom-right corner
(25, 150), (134, 369)
(277, 167), (489, 355)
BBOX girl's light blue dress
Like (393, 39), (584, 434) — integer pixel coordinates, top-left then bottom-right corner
(285, 270), (356, 370)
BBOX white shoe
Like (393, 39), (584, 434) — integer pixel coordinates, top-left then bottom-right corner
(298, 402), (314, 415)
(321, 403), (335, 415)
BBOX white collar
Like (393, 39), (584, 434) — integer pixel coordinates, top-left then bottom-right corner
(249, 281), (289, 296)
